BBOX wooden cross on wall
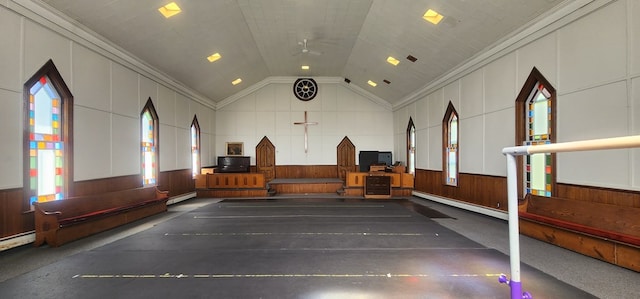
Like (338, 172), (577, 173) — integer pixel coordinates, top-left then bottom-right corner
(293, 111), (318, 153)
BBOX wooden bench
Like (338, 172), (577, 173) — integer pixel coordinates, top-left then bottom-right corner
(33, 186), (169, 247)
(518, 195), (640, 271)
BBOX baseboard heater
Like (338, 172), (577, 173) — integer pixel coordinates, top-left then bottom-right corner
(412, 191), (508, 220)
(0, 231), (35, 251)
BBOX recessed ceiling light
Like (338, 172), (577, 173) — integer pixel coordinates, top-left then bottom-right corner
(207, 53), (221, 62)
(386, 56), (400, 66)
(158, 2), (182, 18)
(423, 9), (444, 25)
(301, 65), (310, 70)
(367, 80), (377, 87)
(232, 78), (242, 85)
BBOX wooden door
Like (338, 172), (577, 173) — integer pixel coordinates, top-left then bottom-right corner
(337, 136), (356, 180)
(256, 136), (276, 181)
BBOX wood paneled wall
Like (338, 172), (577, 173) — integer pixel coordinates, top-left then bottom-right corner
(275, 165), (338, 179)
(73, 175), (143, 197)
(0, 188), (34, 239)
(158, 169), (195, 197)
(414, 169), (508, 211)
(556, 184), (640, 208)
(0, 169), (195, 239)
(414, 169), (640, 210)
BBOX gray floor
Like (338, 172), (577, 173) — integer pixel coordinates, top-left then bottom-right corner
(413, 198), (640, 299)
(0, 196), (638, 298)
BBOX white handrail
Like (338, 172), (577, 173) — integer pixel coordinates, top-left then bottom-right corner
(503, 135), (640, 156)
(500, 134), (640, 299)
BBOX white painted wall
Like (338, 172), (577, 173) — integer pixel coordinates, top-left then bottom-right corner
(393, 0), (640, 190)
(0, 4), (215, 186)
(216, 80), (394, 165)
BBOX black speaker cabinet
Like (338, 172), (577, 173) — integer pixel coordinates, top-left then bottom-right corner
(359, 151), (379, 172)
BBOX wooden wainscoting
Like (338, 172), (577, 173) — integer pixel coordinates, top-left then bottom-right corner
(414, 169), (508, 211)
(415, 169), (640, 211)
(73, 170), (194, 200)
(0, 188), (34, 239)
(158, 169), (195, 197)
(73, 175), (142, 197)
(275, 165), (338, 178)
(556, 183), (640, 208)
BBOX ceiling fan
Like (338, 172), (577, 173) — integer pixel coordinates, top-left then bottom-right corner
(296, 39), (322, 56)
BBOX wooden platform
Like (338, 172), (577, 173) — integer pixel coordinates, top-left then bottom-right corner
(195, 173), (268, 198)
(267, 178), (344, 195)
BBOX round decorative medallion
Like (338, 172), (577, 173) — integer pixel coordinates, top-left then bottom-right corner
(293, 78), (318, 101)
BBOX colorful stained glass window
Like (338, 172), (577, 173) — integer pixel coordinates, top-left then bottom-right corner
(407, 118), (416, 175)
(445, 105), (459, 186)
(525, 83), (552, 196)
(191, 117), (201, 177)
(141, 107), (157, 185)
(28, 76), (64, 205)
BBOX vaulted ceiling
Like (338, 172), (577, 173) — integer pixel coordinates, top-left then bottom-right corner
(39, 0), (563, 107)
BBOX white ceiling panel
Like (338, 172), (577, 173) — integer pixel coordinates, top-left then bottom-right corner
(39, 0), (564, 106)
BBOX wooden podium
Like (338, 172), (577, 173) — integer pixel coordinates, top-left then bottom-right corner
(364, 175), (392, 199)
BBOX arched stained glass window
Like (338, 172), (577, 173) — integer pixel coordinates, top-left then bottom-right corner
(525, 83), (552, 196)
(516, 67), (556, 198)
(141, 99), (159, 186)
(443, 102), (459, 186)
(406, 118), (416, 175)
(23, 60), (73, 209)
(191, 116), (201, 177)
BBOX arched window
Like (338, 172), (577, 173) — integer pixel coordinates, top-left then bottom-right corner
(516, 67), (556, 197)
(23, 60), (73, 209)
(406, 118), (416, 174)
(191, 116), (201, 177)
(443, 102), (459, 186)
(141, 99), (159, 186)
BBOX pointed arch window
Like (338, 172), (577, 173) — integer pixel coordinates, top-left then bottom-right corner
(191, 116), (201, 177)
(141, 99), (159, 186)
(23, 60), (73, 209)
(443, 102), (459, 186)
(406, 118), (416, 174)
(516, 68), (556, 197)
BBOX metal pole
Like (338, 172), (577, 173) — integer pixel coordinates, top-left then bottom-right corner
(499, 135), (640, 298)
(505, 153), (523, 298)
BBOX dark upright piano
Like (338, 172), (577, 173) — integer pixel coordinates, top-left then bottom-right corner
(215, 156), (250, 173)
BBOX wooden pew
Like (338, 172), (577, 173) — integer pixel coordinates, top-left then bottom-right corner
(33, 186), (169, 247)
(519, 195), (640, 271)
